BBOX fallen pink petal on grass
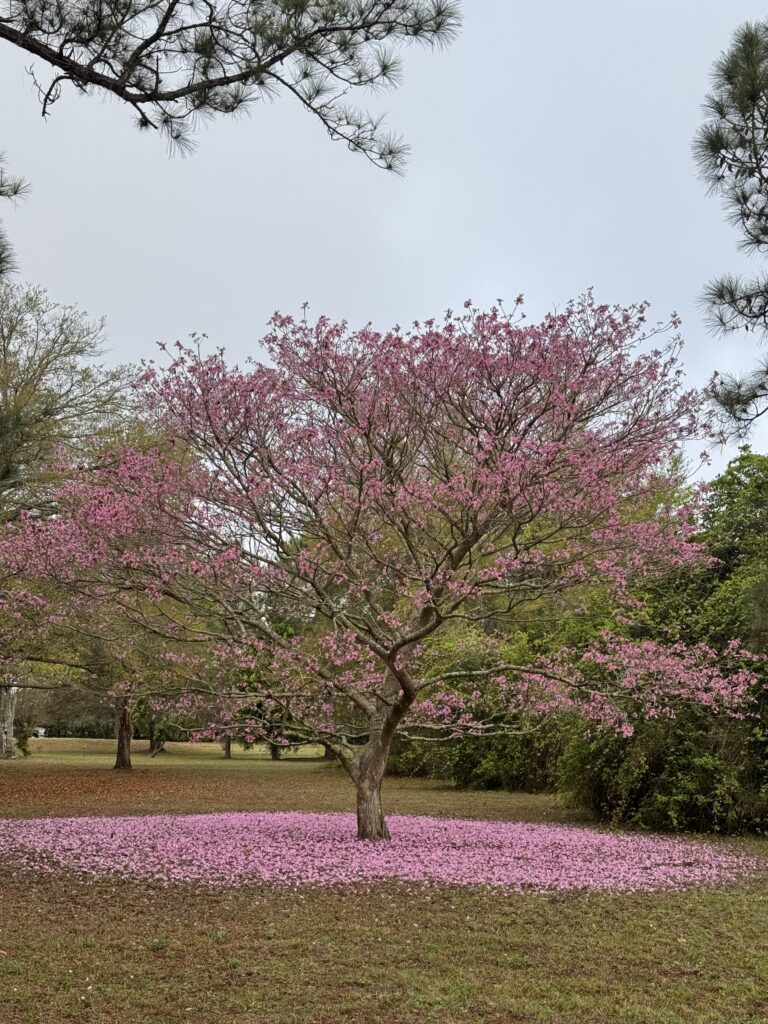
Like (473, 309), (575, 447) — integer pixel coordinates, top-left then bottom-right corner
(0, 812), (762, 892)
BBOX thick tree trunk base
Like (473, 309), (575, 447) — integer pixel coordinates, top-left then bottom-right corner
(356, 778), (390, 840)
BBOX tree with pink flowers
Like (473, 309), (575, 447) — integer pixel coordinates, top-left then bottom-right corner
(5, 295), (761, 838)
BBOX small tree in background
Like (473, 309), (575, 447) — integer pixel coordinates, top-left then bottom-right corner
(5, 295), (760, 839)
(0, 280), (130, 523)
(0, 278), (132, 753)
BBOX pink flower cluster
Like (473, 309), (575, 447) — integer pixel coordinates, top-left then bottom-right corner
(0, 812), (761, 892)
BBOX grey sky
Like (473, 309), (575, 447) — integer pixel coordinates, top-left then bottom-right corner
(2, 1), (768, 468)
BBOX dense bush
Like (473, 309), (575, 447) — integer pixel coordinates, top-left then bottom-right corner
(388, 722), (568, 793)
(42, 714), (114, 739)
(557, 709), (768, 834)
(388, 707), (768, 834)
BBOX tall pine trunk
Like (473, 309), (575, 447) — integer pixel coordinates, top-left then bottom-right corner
(0, 682), (18, 759)
(114, 699), (132, 770)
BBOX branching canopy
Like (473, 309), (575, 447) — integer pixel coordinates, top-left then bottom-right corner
(0, 281), (131, 521)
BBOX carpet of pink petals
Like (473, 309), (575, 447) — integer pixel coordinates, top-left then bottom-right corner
(0, 812), (762, 892)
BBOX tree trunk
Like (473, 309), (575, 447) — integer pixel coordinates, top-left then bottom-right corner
(348, 669), (415, 840)
(114, 700), (132, 770)
(221, 735), (232, 759)
(268, 742), (282, 760)
(354, 741), (391, 841)
(0, 683), (18, 759)
(322, 743), (336, 761)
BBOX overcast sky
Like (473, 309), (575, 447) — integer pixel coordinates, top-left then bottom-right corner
(2, 1), (768, 469)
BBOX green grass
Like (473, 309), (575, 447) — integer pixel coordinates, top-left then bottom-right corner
(1, 738), (767, 1023)
(22, 736), (327, 765)
(0, 737), (575, 822)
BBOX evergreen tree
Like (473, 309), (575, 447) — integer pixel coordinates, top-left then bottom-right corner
(0, 155), (28, 280)
(0, 1), (460, 171)
(694, 21), (768, 429)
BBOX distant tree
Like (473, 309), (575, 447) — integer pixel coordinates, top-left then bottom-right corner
(0, 672), (18, 757)
(0, 280), (129, 522)
(696, 447), (768, 652)
(0, 0), (460, 172)
(0, 281), (130, 753)
(694, 20), (768, 429)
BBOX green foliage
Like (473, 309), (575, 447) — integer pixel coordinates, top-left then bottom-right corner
(42, 714), (114, 740)
(449, 728), (566, 791)
(703, 448), (768, 561)
(387, 736), (460, 780)
(389, 722), (568, 793)
(13, 719), (31, 757)
(557, 711), (768, 834)
(0, 154), (28, 279)
(388, 451), (768, 835)
(694, 21), (768, 426)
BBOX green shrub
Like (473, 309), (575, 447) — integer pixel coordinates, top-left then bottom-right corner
(13, 721), (32, 757)
(557, 710), (768, 834)
(388, 723), (567, 793)
(389, 705), (768, 834)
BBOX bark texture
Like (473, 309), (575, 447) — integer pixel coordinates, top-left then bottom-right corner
(355, 743), (391, 840)
(350, 670), (412, 840)
(0, 682), (18, 759)
(114, 700), (132, 770)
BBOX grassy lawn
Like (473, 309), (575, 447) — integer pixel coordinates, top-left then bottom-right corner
(0, 738), (574, 822)
(1, 739), (767, 1024)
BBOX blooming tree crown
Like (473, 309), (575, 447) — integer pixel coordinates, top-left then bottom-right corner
(3, 296), (757, 745)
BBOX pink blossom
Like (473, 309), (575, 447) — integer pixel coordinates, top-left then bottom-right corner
(0, 812), (761, 893)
